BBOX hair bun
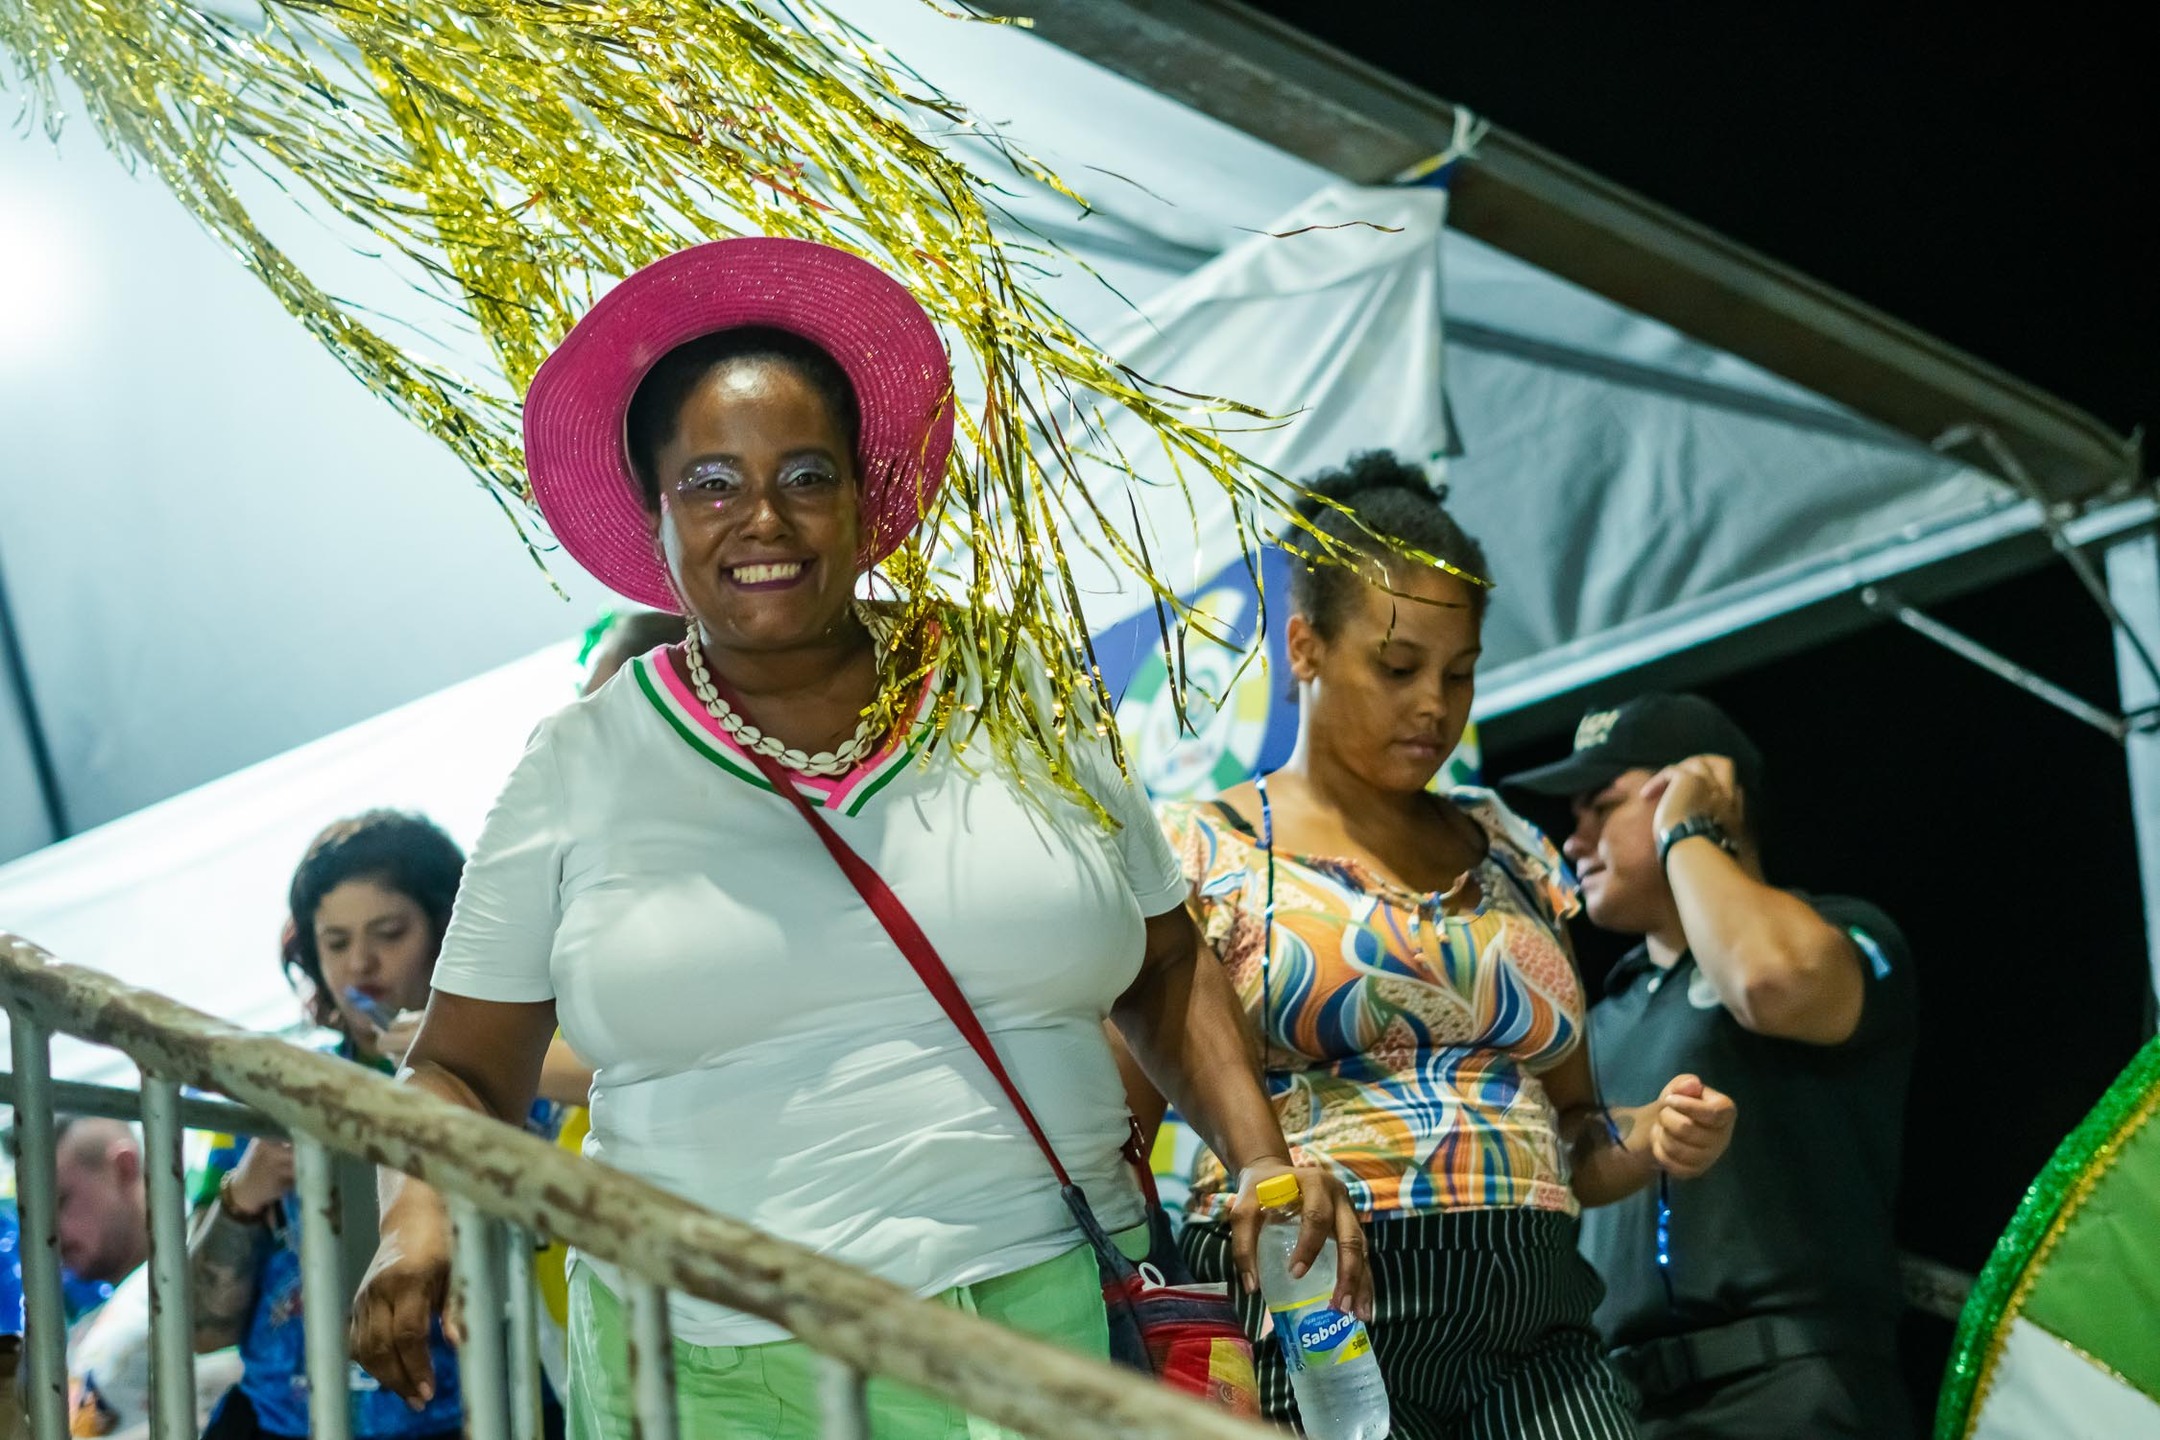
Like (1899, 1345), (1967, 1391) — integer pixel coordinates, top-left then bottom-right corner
(1291, 449), (1446, 522)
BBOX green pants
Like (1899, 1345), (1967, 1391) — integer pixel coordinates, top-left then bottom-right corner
(566, 1228), (1148, 1440)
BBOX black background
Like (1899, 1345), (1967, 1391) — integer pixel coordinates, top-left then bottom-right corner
(1240, 2), (2155, 438)
(1237, 3), (2157, 1428)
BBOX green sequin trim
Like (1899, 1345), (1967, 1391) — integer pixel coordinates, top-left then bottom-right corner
(1934, 1035), (2160, 1437)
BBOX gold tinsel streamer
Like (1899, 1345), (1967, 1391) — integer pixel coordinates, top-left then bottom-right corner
(0, 0), (1482, 804)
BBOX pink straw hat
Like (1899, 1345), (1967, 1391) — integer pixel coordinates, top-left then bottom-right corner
(523, 237), (956, 612)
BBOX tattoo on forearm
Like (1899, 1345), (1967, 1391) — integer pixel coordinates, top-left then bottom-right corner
(187, 1204), (267, 1349)
(1567, 1107), (1634, 1165)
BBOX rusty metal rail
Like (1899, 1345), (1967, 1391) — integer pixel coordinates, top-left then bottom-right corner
(1, 933), (1271, 1440)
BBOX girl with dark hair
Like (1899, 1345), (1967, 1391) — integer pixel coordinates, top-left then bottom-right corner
(277, 809), (466, 1042)
(190, 812), (505, 1440)
(1146, 452), (1738, 1440)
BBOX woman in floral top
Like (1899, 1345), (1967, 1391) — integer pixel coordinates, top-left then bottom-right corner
(1151, 452), (1737, 1440)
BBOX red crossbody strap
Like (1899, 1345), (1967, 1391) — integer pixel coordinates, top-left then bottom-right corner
(707, 660), (1075, 1189)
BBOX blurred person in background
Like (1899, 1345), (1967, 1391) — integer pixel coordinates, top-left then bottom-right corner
(4, 1116), (180, 1436)
(1506, 695), (1917, 1439)
(48, 1121), (147, 1288)
(578, 609), (684, 699)
(190, 811), (566, 1440)
(2, 1202), (20, 1440)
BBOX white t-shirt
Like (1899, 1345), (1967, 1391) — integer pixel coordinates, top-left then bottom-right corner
(430, 645), (1185, 1344)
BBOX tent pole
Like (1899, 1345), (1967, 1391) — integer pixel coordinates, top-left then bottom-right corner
(1478, 496), (2160, 743)
(1859, 586), (2136, 741)
(0, 548), (67, 842)
(2103, 532), (2160, 1013)
(1956, 424), (2160, 699)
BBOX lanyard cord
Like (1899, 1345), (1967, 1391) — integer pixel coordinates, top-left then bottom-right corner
(1256, 772), (1276, 1050)
(1597, 1113), (1678, 1311)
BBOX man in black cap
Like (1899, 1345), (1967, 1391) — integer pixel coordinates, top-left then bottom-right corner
(1504, 694), (1917, 1439)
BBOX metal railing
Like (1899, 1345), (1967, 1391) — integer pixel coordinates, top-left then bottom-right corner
(1, 933), (1271, 1440)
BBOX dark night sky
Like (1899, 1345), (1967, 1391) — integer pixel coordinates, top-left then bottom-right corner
(1243, 3), (2156, 442)
(1235, 6), (2157, 1424)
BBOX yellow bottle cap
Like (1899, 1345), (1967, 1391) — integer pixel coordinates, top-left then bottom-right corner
(1254, 1173), (1302, 1209)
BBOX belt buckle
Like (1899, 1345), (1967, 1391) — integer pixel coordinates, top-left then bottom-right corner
(1617, 1337), (1697, 1399)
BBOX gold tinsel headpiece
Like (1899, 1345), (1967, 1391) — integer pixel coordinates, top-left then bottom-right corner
(0, 0), (1486, 806)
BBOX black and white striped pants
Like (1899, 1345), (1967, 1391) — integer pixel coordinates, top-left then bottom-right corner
(1181, 1209), (1637, 1440)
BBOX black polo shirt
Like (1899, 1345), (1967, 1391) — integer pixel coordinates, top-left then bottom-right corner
(1579, 894), (1917, 1351)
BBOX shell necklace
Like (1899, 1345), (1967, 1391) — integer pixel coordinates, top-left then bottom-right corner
(681, 618), (883, 778)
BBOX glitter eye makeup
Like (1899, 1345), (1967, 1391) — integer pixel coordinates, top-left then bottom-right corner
(670, 461), (742, 513)
(665, 451), (846, 528)
(776, 453), (843, 489)
(682, 461), (744, 492)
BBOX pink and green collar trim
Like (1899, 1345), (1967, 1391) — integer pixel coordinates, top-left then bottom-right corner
(632, 647), (931, 816)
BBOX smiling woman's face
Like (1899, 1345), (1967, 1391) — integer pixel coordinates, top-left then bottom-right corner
(649, 356), (863, 654)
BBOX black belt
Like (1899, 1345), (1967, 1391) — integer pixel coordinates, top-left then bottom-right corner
(1611, 1315), (1868, 1399)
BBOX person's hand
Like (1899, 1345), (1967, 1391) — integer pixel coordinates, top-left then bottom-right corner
(350, 1209), (455, 1409)
(345, 1014), (425, 1070)
(1645, 1074), (1737, 1179)
(225, 1140), (295, 1216)
(1644, 754), (1746, 841)
(1228, 1159), (1373, 1321)
(369, 1010), (426, 1066)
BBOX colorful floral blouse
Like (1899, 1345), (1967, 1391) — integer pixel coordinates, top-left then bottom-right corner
(1160, 787), (1587, 1221)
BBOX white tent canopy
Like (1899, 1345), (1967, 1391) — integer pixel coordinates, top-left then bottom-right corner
(0, 641), (580, 1084)
(0, 0), (2046, 1072)
(1055, 181), (2002, 679)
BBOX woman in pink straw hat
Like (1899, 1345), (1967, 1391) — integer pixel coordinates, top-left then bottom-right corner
(345, 237), (1365, 1438)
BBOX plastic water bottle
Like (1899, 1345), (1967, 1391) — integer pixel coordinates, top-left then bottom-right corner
(1254, 1173), (1389, 1439)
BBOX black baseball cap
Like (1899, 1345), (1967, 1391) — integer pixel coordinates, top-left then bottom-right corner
(1499, 693), (1767, 801)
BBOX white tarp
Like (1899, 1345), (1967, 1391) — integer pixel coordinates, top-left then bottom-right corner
(1059, 181), (2006, 677)
(0, 641), (578, 1083)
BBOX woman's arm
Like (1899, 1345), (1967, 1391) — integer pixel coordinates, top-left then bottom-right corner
(536, 1034), (596, 1108)
(186, 1139), (289, 1353)
(1545, 1047), (1737, 1207)
(1112, 907), (1371, 1316)
(1106, 1020), (1168, 1151)
(349, 993), (557, 1405)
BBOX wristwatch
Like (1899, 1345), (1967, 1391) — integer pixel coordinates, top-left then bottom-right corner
(1657, 815), (1737, 871)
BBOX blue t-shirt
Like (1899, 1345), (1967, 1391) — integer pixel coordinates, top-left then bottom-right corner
(0, 1203), (124, 1336)
(63, 1271), (115, 1320)
(200, 1045), (560, 1438)
(200, 1133), (462, 1437)
(1, 1206), (23, 1338)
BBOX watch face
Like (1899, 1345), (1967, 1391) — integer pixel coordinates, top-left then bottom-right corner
(1659, 817), (1733, 866)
